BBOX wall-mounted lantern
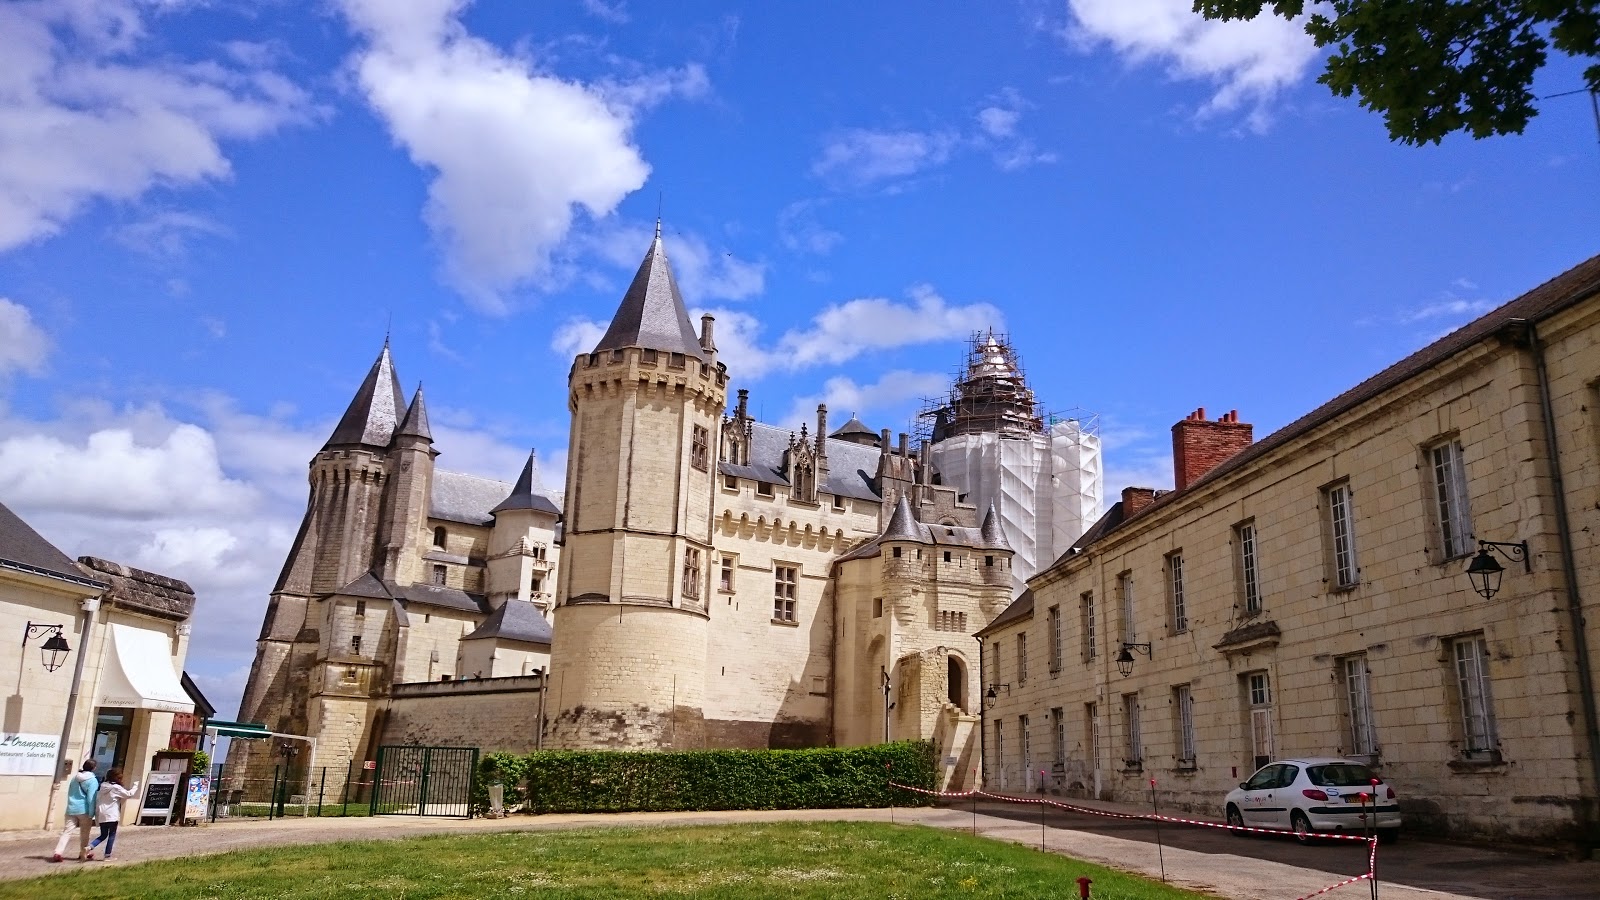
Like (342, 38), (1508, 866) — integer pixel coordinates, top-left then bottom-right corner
(983, 683), (1010, 709)
(1465, 540), (1529, 600)
(1115, 642), (1151, 678)
(23, 622), (71, 673)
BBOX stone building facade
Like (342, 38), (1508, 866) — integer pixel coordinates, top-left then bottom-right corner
(978, 253), (1600, 843)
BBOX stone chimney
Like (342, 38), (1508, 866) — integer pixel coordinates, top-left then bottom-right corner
(1121, 487), (1157, 517)
(1172, 407), (1253, 491)
(699, 314), (717, 355)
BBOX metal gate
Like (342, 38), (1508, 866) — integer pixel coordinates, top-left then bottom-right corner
(371, 745), (479, 818)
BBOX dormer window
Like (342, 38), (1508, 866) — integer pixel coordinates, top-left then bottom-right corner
(669, 352), (686, 369)
(432, 526), (446, 549)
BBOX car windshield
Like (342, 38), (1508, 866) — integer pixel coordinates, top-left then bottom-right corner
(1308, 763), (1378, 787)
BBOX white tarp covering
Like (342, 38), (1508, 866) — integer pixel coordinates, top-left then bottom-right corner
(929, 420), (1103, 592)
(98, 623), (193, 713)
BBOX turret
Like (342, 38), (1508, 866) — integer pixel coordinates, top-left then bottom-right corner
(548, 224), (729, 750)
(379, 384), (437, 585)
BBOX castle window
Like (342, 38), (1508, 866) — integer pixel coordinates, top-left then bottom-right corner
(832, 494), (845, 512)
(641, 349), (658, 365)
(610, 349), (623, 363)
(892, 546), (902, 559)
(873, 597), (884, 618)
(691, 426), (710, 471)
(719, 555), (735, 592)
(723, 474), (738, 491)
(773, 566), (797, 623)
(355, 600), (366, 617)
(985, 555), (994, 567)
(943, 551), (951, 563)
(351, 635), (362, 656)
(432, 565), (447, 586)
(530, 574), (543, 594)
(669, 352), (686, 369)
(433, 526), (446, 548)
(757, 482), (774, 498)
(681, 547), (702, 601)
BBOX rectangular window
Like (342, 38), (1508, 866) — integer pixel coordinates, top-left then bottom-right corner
(432, 564), (447, 586)
(991, 641), (1002, 688)
(891, 546), (902, 559)
(1168, 552), (1187, 634)
(723, 474), (739, 491)
(530, 575), (543, 594)
(1122, 693), (1142, 765)
(773, 566), (797, 622)
(1453, 635), (1499, 757)
(872, 597), (884, 619)
(757, 482), (774, 498)
(1175, 684), (1196, 765)
(1246, 672), (1274, 770)
(355, 600), (366, 617)
(351, 635), (362, 656)
(690, 425), (710, 471)
(1051, 707), (1066, 766)
(1341, 655), (1378, 757)
(1020, 715), (1031, 784)
(1119, 571), (1136, 642)
(832, 494), (846, 512)
(719, 555), (735, 592)
(1326, 482), (1359, 588)
(1048, 605), (1062, 672)
(1431, 440), (1474, 559)
(1081, 592), (1097, 661)
(1085, 702), (1100, 773)
(1237, 521), (1262, 615)
(681, 547), (702, 600)
(994, 720), (1006, 788)
(1017, 633), (1028, 684)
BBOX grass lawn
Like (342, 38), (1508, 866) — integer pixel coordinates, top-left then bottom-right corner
(1, 821), (1214, 899)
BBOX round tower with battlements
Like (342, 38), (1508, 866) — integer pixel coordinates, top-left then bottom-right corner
(547, 225), (729, 749)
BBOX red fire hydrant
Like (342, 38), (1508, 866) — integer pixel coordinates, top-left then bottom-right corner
(1076, 875), (1093, 898)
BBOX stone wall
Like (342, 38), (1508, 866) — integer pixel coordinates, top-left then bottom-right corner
(378, 675), (546, 754)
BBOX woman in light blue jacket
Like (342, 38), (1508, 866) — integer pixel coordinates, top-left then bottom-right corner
(50, 759), (98, 862)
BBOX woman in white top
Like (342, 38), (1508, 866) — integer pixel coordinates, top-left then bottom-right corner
(85, 767), (139, 861)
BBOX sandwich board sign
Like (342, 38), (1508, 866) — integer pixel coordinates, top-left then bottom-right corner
(139, 772), (183, 825)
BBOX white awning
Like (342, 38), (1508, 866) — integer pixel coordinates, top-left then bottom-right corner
(98, 623), (193, 713)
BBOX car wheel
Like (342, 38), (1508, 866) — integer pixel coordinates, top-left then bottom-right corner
(1291, 811), (1314, 845)
(1226, 805), (1246, 837)
(1377, 828), (1400, 845)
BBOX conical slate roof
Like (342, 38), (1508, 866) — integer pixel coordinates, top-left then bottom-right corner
(396, 384), (433, 441)
(979, 502), (1011, 550)
(591, 226), (705, 360)
(829, 414), (877, 441)
(491, 450), (561, 516)
(881, 494), (922, 542)
(324, 342), (407, 449)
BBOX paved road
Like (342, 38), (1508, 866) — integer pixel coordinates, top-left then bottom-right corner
(963, 797), (1600, 900)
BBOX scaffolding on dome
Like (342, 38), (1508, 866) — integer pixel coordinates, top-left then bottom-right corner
(920, 332), (1104, 593)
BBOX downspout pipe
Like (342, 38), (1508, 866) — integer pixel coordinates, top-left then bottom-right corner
(976, 635), (986, 790)
(1518, 317), (1600, 844)
(43, 594), (101, 829)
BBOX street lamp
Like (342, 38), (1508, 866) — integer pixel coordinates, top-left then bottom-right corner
(1115, 642), (1151, 678)
(1465, 540), (1529, 600)
(983, 683), (1009, 709)
(22, 622), (71, 673)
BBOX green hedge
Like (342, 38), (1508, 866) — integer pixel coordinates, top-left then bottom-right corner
(474, 741), (936, 814)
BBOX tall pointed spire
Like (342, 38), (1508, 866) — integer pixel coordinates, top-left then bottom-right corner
(492, 449), (561, 515)
(324, 342), (408, 450)
(980, 502), (1011, 550)
(396, 383), (432, 442)
(590, 228), (705, 360)
(882, 493), (924, 542)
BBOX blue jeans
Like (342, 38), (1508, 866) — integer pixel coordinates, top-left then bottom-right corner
(88, 822), (118, 857)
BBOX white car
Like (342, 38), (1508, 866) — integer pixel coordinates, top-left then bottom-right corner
(1224, 757), (1402, 844)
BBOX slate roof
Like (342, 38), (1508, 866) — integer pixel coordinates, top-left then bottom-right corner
(331, 572), (488, 615)
(325, 342), (407, 449)
(396, 384), (432, 441)
(429, 470), (541, 526)
(837, 494), (1010, 563)
(462, 599), (552, 645)
(976, 588), (1034, 637)
(718, 422), (883, 501)
(979, 503), (1010, 551)
(0, 499), (105, 588)
(491, 451), (561, 516)
(592, 229), (706, 361)
(1057, 251), (1600, 564)
(829, 415), (879, 443)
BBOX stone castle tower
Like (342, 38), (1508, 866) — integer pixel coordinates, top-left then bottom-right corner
(546, 223), (729, 749)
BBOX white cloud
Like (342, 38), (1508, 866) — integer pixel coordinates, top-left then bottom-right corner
(812, 128), (959, 188)
(0, 1), (313, 251)
(977, 106), (1020, 139)
(0, 298), (51, 376)
(775, 285), (1003, 369)
(779, 370), (949, 432)
(1063, 0), (1318, 128)
(1398, 298), (1496, 325)
(338, 0), (705, 311)
(587, 224), (765, 303)
(974, 93), (1057, 171)
(111, 210), (229, 259)
(0, 425), (255, 517)
(777, 199), (843, 255)
(581, 0), (631, 25)
(551, 316), (608, 359)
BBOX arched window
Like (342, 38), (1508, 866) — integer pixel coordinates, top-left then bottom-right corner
(432, 526), (446, 548)
(948, 656), (966, 711)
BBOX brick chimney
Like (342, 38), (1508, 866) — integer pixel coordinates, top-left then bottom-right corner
(1121, 487), (1157, 517)
(1172, 407), (1253, 491)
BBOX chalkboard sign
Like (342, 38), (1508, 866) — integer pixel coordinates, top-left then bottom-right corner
(140, 773), (183, 825)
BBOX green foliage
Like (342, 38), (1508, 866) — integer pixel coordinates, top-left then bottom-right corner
(474, 741), (936, 815)
(189, 749), (210, 774)
(1193, 1), (1600, 144)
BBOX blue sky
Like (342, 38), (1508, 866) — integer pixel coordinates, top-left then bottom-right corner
(1, 0), (1595, 720)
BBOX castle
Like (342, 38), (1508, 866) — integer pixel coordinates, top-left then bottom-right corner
(230, 227), (1101, 792)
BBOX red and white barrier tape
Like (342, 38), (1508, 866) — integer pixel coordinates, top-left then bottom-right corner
(887, 781), (1379, 900)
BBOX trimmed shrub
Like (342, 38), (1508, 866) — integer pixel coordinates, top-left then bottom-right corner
(474, 741), (935, 815)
